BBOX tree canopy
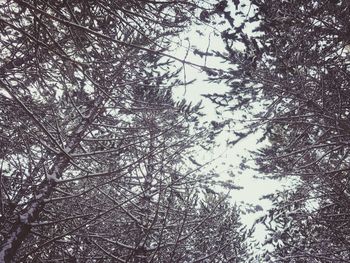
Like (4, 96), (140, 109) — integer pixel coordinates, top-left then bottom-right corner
(0, 1), (248, 262)
(3, 0), (350, 262)
(211, 0), (350, 261)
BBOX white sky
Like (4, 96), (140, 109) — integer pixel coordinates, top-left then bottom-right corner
(168, 6), (293, 247)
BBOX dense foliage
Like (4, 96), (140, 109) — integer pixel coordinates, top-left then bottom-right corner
(6, 0), (350, 261)
(0, 1), (248, 262)
(212, 0), (350, 262)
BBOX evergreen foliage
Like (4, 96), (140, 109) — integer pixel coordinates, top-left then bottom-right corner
(212, 0), (350, 261)
(0, 1), (247, 262)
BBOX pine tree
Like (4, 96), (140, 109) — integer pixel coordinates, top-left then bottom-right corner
(209, 0), (350, 261)
(0, 1), (248, 262)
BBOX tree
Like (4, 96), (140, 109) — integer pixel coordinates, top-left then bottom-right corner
(208, 0), (350, 261)
(188, 192), (248, 263)
(259, 187), (350, 262)
(0, 0), (248, 262)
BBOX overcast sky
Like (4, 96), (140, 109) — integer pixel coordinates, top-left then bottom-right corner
(168, 7), (295, 245)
